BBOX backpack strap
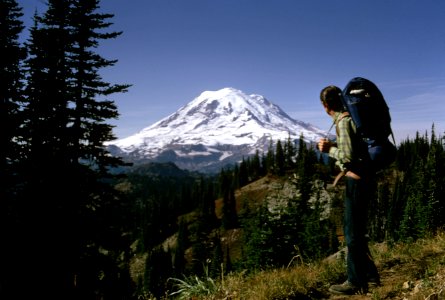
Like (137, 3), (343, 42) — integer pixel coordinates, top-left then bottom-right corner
(326, 111), (350, 137)
(335, 112), (350, 136)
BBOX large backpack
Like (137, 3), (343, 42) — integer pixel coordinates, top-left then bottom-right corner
(341, 77), (397, 172)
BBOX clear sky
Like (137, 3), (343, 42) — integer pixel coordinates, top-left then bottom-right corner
(19, 0), (445, 144)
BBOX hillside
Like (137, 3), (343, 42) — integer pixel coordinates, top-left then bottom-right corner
(162, 174), (445, 299)
(181, 232), (445, 300)
(126, 129), (445, 299)
(165, 219), (445, 299)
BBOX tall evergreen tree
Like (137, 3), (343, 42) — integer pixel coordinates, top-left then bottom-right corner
(424, 125), (445, 231)
(197, 177), (217, 227)
(144, 247), (173, 299)
(251, 149), (263, 179)
(295, 134), (317, 206)
(265, 139), (275, 174)
(14, 0), (132, 298)
(0, 0), (25, 166)
(220, 170), (238, 230)
(173, 219), (188, 276)
(284, 134), (296, 170)
(0, 0), (27, 295)
(210, 235), (224, 278)
(275, 139), (285, 175)
(238, 157), (249, 187)
(239, 203), (274, 270)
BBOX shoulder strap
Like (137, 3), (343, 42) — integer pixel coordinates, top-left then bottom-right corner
(335, 112), (350, 135)
(326, 111), (350, 137)
(337, 111), (350, 123)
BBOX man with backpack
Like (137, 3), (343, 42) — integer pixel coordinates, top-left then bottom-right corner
(318, 84), (381, 295)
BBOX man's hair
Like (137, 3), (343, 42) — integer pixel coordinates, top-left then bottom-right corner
(320, 85), (344, 111)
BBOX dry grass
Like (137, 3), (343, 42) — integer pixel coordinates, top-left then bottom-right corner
(166, 258), (345, 299)
(164, 231), (445, 300)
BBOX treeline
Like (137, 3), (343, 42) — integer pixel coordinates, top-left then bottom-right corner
(368, 128), (445, 242)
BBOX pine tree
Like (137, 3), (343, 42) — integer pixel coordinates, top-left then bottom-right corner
(223, 184), (238, 230)
(368, 180), (391, 242)
(239, 203), (274, 270)
(210, 235), (224, 278)
(424, 125), (445, 231)
(270, 203), (300, 267)
(299, 195), (331, 260)
(173, 219), (188, 276)
(275, 139), (285, 175)
(295, 134), (317, 205)
(16, 0), (132, 297)
(238, 157), (249, 187)
(0, 0), (27, 295)
(144, 248), (173, 299)
(284, 134), (296, 170)
(265, 139), (275, 174)
(220, 170), (238, 230)
(199, 177), (218, 227)
(0, 0), (26, 167)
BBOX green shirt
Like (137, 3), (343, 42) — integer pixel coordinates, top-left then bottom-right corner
(328, 111), (357, 171)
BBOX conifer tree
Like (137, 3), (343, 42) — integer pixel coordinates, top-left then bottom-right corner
(251, 149), (262, 179)
(270, 203), (301, 266)
(296, 133), (306, 167)
(295, 134), (317, 205)
(199, 177), (217, 227)
(173, 219), (188, 276)
(144, 248), (173, 299)
(240, 203), (274, 270)
(238, 157), (249, 187)
(275, 139), (285, 175)
(284, 134), (296, 170)
(232, 163), (240, 189)
(210, 235), (224, 278)
(424, 125), (445, 231)
(265, 139), (275, 174)
(0, 0), (27, 295)
(219, 169), (238, 230)
(368, 180), (391, 242)
(0, 0), (25, 167)
(223, 185), (238, 230)
(299, 193), (331, 259)
(16, 0), (132, 297)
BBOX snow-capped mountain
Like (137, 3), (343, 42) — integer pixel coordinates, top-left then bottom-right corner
(106, 87), (328, 172)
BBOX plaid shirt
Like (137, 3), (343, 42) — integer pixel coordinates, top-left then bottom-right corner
(328, 111), (357, 171)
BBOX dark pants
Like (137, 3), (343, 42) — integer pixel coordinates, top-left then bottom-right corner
(344, 175), (379, 288)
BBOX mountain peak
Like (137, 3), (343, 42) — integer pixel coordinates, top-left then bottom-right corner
(189, 87), (267, 116)
(198, 87), (241, 98)
(106, 88), (327, 172)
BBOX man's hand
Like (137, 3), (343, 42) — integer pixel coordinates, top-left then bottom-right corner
(318, 138), (332, 153)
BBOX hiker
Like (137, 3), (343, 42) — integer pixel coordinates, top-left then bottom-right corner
(318, 85), (380, 295)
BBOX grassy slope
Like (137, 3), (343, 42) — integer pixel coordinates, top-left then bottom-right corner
(167, 231), (445, 299)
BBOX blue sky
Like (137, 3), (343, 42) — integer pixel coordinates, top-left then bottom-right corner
(19, 0), (445, 144)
